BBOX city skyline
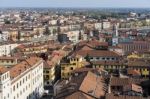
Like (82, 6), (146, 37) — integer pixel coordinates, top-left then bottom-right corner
(0, 0), (150, 8)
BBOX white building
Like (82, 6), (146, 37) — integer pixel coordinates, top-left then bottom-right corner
(0, 18), (5, 25)
(102, 21), (111, 29)
(64, 30), (83, 43)
(0, 43), (20, 56)
(0, 31), (9, 42)
(49, 20), (57, 25)
(0, 57), (44, 99)
(95, 22), (102, 30)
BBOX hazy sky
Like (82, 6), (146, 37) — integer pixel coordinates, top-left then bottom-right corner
(0, 0), (150, 8)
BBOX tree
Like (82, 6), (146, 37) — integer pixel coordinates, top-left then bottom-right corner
(17, 31), (21, 41)
(40, 53), (48, 61)
(93, 29), (99, 39)
(44, 26), (51, 35)
(36, 29), (40, 36)
(85, 54), (91, 62)
(0, 30), (2, 34)
(100, 15), (107, 19)
(78, 30), (82, 40)
(53, 29), (57, 35)
(4, 19), (11, 24)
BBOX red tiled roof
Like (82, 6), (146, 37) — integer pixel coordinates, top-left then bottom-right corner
(127, 69), (141, 76)
(10, 57), (42, 78)
(106, 93), (144, 99)
(110, 77), (132, 86)
(65, 91), (95, 99)
(78, 40), (108, 49)
(74, 50), (120, 57)
(0, 65), (8, 74)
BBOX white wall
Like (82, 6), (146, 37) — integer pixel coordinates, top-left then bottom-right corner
(0, 61), (44, 99)
(0, 43), (20, 56)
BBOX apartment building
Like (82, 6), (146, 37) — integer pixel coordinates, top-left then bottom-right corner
(0, 57), (44, 99)
(43, 50), (66, 86)
(118, 41), (150, 54)
(73, 50), (120, 62)
(0, 56), (24, 67)
(64, 30), (81, 43)
(9, 30), (19, 42)
(0, 43), (20, 56)
(61, 55), (88, 79)
(0, 31), (9, 42)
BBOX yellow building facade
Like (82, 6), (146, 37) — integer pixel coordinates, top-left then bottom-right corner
(61, 56), (86, 79)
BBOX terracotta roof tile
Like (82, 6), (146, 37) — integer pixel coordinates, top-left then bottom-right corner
(110, 77), (132, 86)
(0, 66), (8, 74)
(78, 40), (108, 48)
(65, 91), (95, 99)
(74, 50), (120, 57)
(106, 93), (144, 99)
(56, 71), (106, 99)
(79, 72), (106, 98)
(10, 57), (42, 79)
(131, 84), (143, 93)
(127, 69), (141, 76)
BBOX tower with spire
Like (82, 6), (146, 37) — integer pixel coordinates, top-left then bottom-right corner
(112, 23), (119, 46)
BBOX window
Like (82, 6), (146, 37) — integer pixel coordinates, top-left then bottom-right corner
(5, 74), (6, 79)
(112, 58), (115, 60)
(3, 76), (4, 80)
(47, 81), (49, 84)
(106, 58), (110, 60)
(20, 81), (22, 86)
(7, 73), (9, 78)
(46, 75), (49, 79)
(28, 75), (30, 79)
(70, 67), (73, 70)
(23, 78), (24, 83)
(46, 71), (49, 73)
(17, 93), (19, 98)
(72, 63), (76, 65)
(76, 58), (79, 61)
(17, 83), (18, 88)
(13, 85), (15, 91)
(26, 76), (27, 81)
(11, 60), (14, 63)
(96, 57), (99, 59)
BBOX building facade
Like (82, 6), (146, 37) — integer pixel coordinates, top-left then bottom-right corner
(0, 43), (20, 56)
(0, 57), (44, 99)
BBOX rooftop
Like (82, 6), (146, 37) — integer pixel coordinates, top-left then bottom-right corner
(0, 65), (8, 75)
